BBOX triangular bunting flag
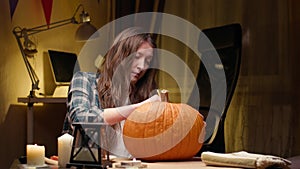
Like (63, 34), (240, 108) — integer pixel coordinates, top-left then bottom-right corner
(9, 0), (19, 20)
(41, 0), (53, 26)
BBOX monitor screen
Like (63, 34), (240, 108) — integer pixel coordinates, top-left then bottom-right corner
(48, 50), (80, 85)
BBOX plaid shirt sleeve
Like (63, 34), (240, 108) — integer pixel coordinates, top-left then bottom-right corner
(62, 71), (104, 134)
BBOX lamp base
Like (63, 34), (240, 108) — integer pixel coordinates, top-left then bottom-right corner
(28, 90), (36, 98)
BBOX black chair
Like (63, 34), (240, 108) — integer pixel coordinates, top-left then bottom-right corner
(188, 23), (242, 154)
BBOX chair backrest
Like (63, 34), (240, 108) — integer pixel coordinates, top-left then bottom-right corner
(188, 23), (242, 154)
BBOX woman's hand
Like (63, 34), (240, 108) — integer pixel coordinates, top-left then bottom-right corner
(140, 94), (161, 105)
(149, 94), (162, 102)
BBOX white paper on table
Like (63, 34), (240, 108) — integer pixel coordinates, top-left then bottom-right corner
(201, 151), (291, 169)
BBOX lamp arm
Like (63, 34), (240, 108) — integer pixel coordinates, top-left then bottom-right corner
(13, 30), (40, 97)
(13, 18), (75, 37)
(13, 4), (84, 36)
(11, 4), (87, 97)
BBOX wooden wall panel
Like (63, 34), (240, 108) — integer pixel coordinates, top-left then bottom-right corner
(162, 0), (300, 157)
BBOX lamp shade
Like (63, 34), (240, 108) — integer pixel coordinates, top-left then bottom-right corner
(75, 22), (98, 41)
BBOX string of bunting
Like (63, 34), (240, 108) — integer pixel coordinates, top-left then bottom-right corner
(41, 0), (53, 26)
(9, 0), (18, 20)
(9, 0), (53, 25)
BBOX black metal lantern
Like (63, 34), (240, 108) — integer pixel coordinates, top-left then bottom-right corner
(67, 122), (111, 168)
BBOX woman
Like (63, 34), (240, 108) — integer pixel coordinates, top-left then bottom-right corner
(63, 27), (161, 157)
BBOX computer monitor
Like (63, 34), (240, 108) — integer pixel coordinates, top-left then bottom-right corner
(48, 50), (80, 85)
(48, 50), (80, 96)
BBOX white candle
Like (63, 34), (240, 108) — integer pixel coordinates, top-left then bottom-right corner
(26, 144), (45, 166)
(58, 133), (74, 167)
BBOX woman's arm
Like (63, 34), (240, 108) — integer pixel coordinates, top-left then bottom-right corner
(103, 94), (161, 125)
(67, 71), (161, 126)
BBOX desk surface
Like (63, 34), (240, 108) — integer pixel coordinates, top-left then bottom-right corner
(11, 156), (300, 169)
(10, 159), (242, 169)
(109, 157), (242, 169)
(132, 160), (242, 169)
(18, 96), (67, 104)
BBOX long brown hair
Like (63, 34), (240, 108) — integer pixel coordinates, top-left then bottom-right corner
(97, 27), (157, 108)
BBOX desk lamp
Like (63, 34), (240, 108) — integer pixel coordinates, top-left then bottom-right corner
(12, 4), (98, 98)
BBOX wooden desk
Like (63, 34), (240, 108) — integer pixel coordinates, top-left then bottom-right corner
(11, 155), (299, 169)
(18, 96), (67, 143)
(143, 161), (241, 169)
(10, 156), (300, 169)
(110, 158), (242, 169)
(9, 158), (242, 169)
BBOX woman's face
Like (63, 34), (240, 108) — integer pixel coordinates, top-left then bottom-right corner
(130, 42), (153, 84)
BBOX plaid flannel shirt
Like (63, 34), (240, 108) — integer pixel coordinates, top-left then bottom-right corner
(62, 71), (104, 134)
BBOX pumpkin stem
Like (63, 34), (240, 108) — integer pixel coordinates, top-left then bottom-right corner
(158, 89), (169, 102)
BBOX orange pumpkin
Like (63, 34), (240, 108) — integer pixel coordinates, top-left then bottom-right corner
(123, 101), (206, 161)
